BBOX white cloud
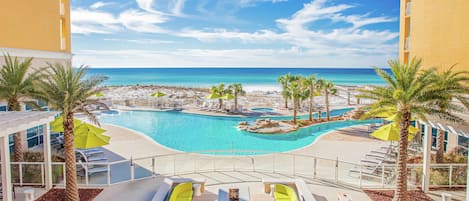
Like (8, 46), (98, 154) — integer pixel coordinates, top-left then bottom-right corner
(136, 0), (186, 16)
(103, 38), (174, 44)
(90, 1), (113, 9)
(71, 8), (120, 34)
(176, 0), (398, 60)
(73, 47), (395, 67)
(71, 8), (167, 34)
(118, 10), (168, 33)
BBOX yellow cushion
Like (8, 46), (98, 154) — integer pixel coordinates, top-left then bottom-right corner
(169, 182), (193, 201)
(274, 184), (298, 201)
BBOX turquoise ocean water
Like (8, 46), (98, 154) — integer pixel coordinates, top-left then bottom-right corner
(87, 68), (389, 88)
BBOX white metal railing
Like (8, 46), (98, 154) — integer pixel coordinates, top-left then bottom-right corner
(10, 151), (467, 189)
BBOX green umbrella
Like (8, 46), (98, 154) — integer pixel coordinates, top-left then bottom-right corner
(371, 123), (418, 141)
(220, 94), (235, 100)
(205, 93), (220, 99)
(151, 91), (166, 98)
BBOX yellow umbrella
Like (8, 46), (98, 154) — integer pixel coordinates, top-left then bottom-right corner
(50, 116), (83, 133)
(205, 93), (220, 99)
(151, 91), (166, 98)
(95, 92), (104, 97)
(220, 94), (235, 100)
(371, 123), (419, 141)
(74, 131), (110, 149)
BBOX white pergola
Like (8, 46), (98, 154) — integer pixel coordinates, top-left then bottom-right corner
(419, 117), (469, 198)
(0, 112), (57, 201)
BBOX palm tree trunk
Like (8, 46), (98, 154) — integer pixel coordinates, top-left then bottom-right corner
(394, 111), (411, 201)
(309, 88), (314, 121)
(234, 92), (238, 112)
(218, 99), (223, 109)
(8, 98), (24, 162)
(63, 112), (79, 201)
(293, 99), (297, 124)
(284, 98), (288, 109)
(326, 91), (330, 121)
(436, 130), (445, 163)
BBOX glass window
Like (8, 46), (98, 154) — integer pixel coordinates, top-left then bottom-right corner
(0, 105), (7, 111)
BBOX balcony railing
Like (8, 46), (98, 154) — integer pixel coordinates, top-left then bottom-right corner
(9, 151), (468, 189)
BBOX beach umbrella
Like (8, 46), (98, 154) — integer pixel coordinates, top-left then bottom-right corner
(74, 130), (111, 149)
(205, 93), (220, 99)
(220, 94), (235, 100)
(151, 91), (166, 98)
(50, 116), (106, 135)
(371, 123), (418, 141)
(95, 92), (105, 98)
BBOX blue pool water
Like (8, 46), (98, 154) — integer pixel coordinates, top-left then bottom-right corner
(99, 108), (382, 155)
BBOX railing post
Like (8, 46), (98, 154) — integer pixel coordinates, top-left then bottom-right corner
(359, 164), (362, 188)
(293, 155), (296, 176)
(19, 163), (23, 186)
(449, 164), (453, 188)
(107, 164), (111, 186)
(85, 163), (89, 185)
(63, 163), (66, 186)
(131, 158), (135, 181)
(335, 157), (338, 183)
(313, 158), (317, 179)
(173, 156), (176, 175)
(273, 153), (276, 173)
(41, 164), (45, 186)
(381, 164), (385, 188)
(152, 157), (156, 177)
(193, 156), (196, 174)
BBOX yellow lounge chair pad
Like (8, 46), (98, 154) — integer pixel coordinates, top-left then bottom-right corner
(169, 182), (193, 201)
(274, 184), (298, 201)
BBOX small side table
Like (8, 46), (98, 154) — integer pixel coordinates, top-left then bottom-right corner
(337, 193), (352, 201)
(193, 183), (202, 196)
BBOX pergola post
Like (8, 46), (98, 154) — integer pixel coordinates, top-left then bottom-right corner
(0, 136), (13, 201)
(466, 142), (469, 200)
(421, 122), (432, 192)
(43, 123), (53, 189)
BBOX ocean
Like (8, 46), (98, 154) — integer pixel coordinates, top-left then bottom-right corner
(87, 68), (389, 91)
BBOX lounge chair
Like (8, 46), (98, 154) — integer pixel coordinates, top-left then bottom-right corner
(76, 160), (109, 178)
(169, 182), (193, 201)
(262, 178), (315, 201)
(151, 178), (206, 201)
(76, 150), (107, 163)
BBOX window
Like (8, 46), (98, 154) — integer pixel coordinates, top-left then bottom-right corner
(0, 105), (7, 111)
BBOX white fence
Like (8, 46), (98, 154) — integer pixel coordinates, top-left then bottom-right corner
(10, 151), (467, 189)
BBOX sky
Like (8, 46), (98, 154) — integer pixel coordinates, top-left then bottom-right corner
(71, 0), (400, 68)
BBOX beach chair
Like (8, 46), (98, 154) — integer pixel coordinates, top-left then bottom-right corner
(76, 150), (107, 163)
(76, 148), (105, 157)
(76, 160), (109, 178)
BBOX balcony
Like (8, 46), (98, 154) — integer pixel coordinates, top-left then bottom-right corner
(406, 1), (412, 16)
(60, 1), (65, 16)
(405, 36), (410, 51)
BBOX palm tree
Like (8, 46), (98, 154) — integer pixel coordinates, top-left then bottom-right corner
(0, 54), (43, 162)
(317, 79), (337, 121)
(210, 83), (229, 109)
(430, 66), (469, 163)
(358, 58), (465, 201)
(36, 64), (107, 201)
(278, 74), (291, 108)
(288, 76), (308, 124)
(228, 83), (246, 112)
(303, 75), (317, 121)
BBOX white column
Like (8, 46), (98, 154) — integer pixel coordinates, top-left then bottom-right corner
(421, 122), (432, 192)
(43, 124), (53, 189)
(0, 136), (13, 201)
(446, 132), (458, 153)
(466, 140), (469, 200)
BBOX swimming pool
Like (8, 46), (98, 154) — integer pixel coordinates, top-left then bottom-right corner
(98, 108), (381, 155)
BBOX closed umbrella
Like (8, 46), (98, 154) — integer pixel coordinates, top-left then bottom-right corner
(371, 123), (418, 141)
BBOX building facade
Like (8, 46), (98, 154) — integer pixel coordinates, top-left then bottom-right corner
(399, 0), (469, 71)
(0, 0), (71, 151)
(0, 0), (72, 67)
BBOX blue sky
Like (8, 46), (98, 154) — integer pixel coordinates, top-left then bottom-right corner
(71, 0), (400, 67)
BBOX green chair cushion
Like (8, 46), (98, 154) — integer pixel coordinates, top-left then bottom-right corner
(274, 184), (299, 201)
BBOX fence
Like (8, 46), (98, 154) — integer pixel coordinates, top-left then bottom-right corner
(10, 151), (467, 189)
